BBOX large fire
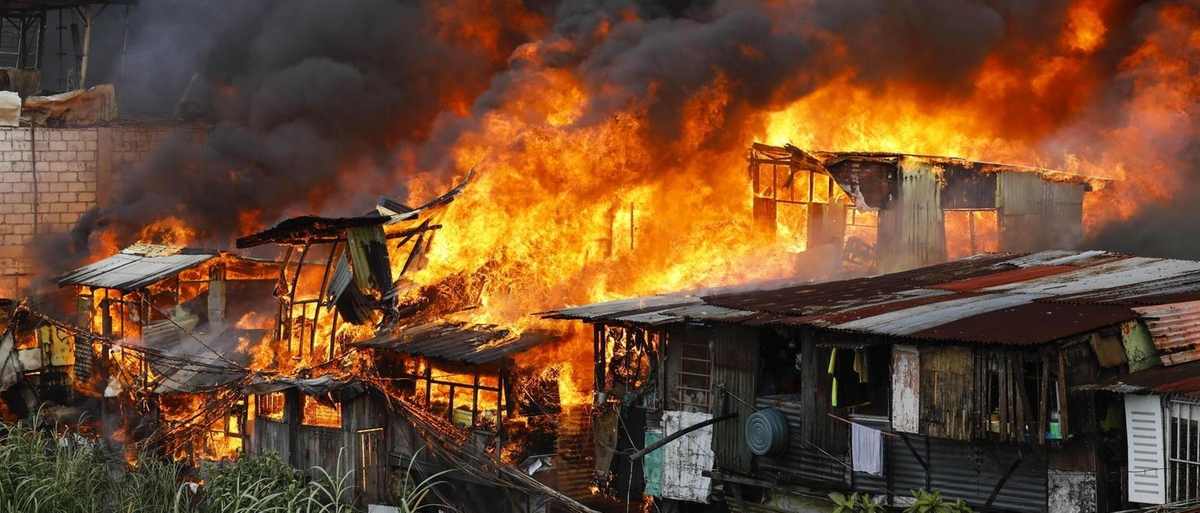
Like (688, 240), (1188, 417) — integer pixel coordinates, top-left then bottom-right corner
(47, 0), (1200, 477)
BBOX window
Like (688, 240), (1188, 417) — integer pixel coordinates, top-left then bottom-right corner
(944, 209), (999, 260)
(1168, 398), (1200, 502)
(301, 395), (341, 428)
(257, 392), (285, 421)
(677, 339), (711, 413)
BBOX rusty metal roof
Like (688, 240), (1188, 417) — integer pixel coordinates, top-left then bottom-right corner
(545, 250), (1200, 346)
(352, 322), (554, 365)
(52, 243), (218, 291)
(1078, 358), (1200, 394)
(1132, 300), (1200, 366)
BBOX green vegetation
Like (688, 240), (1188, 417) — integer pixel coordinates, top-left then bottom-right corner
(829, 489), (972, 513)
(0, 414), (453, 513)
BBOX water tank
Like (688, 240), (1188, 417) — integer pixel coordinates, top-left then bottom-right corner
(745, 408), (788, 458)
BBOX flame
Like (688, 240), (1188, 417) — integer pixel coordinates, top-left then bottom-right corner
(138, 216), (196, 247)
(52, 0), (1200, 474)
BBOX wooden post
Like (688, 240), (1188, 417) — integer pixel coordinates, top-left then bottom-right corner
(284, 388), (300, 467)
(1037, 351), (1050, 446)
(1056, 351), (1069, 437)
(424, 366), (432, 405)
(472, 370), (480, 424)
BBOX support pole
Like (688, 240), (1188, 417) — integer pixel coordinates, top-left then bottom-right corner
(630, 412), (737, 461)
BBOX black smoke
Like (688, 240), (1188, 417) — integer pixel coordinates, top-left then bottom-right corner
(37, 0), (1200, 274)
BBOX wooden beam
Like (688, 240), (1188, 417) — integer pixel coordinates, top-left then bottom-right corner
(1057, 351), (1069, 437)
(982, 458), (1023, 513)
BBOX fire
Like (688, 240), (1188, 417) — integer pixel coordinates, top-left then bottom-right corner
(138, 216), (196, 247)
(33, 0), (1200, 477)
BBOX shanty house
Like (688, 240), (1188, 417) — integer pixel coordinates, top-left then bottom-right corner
(235, 176), (606, 512)
(547, 250), (1200, 513)
(1, 242), (279, 461)
(748, 144), (1103, 272)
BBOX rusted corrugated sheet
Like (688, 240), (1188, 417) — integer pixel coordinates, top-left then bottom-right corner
(929, 265), (1077, 292)
(556, 405), (595, 501)
(1080, 358), (1200, 393)
(546, 250), (1200, 347)
(711, 325), (758, 474)
(1132, 300), (1200, 365)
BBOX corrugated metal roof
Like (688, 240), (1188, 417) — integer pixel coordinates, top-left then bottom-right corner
(1079, 358), (1200, 394)
(1132, 300), (1200, 365)
(352, 322), (553, 365)
(544, 250), (1200, 346)
(52, 243), (217, 291)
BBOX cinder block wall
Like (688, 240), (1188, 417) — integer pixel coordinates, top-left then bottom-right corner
(0, 123), (208, 297)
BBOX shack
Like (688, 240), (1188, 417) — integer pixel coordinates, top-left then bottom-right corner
(1, 242), (280, 461)
(547, 250), (1200, 513)
(748, 144), (1103, 272)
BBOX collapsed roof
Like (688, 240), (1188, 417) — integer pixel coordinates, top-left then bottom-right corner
(749, 143), (1108, 210)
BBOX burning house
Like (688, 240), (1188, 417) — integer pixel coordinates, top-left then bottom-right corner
(223, 176), (606, 511)
(748, 144), (1103, 273)
(2, 241), (279, 460)
(546, 250), (1200, 513)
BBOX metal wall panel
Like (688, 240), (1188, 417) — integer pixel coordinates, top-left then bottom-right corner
(1042, 182), (1084, 249)
(889, 436), (1048, 512)
(877, 159), (946, 273)
(753, 395), (849, 487)
(997, 171), (1045, 252)
(712, 325), (759, 473)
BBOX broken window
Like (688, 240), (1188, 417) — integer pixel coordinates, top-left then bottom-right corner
(257, 392), (285, 421)
(844, 208), (878, 270)
(406, 357), (504, 430)
(944, 209), (999, 260)
(301, 395), (341, 428)
(749, 160), (847, 252)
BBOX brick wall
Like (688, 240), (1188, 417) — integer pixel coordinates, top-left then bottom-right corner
(0, 123), (208, 297)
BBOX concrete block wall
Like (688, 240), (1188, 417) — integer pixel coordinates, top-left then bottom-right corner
(0, 123), (208, 297)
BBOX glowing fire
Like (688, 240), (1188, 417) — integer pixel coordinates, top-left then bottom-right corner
(55, 0), (1200, 474)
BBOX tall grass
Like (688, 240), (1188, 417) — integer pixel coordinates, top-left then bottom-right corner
(0, 414), (455, 513)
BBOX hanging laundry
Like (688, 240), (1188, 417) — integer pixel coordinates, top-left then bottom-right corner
(852, 422), (883, 475)
(853, 349), (869, 384)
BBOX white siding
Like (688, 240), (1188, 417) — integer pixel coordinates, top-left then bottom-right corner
(1125, 394), (1166, 504)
